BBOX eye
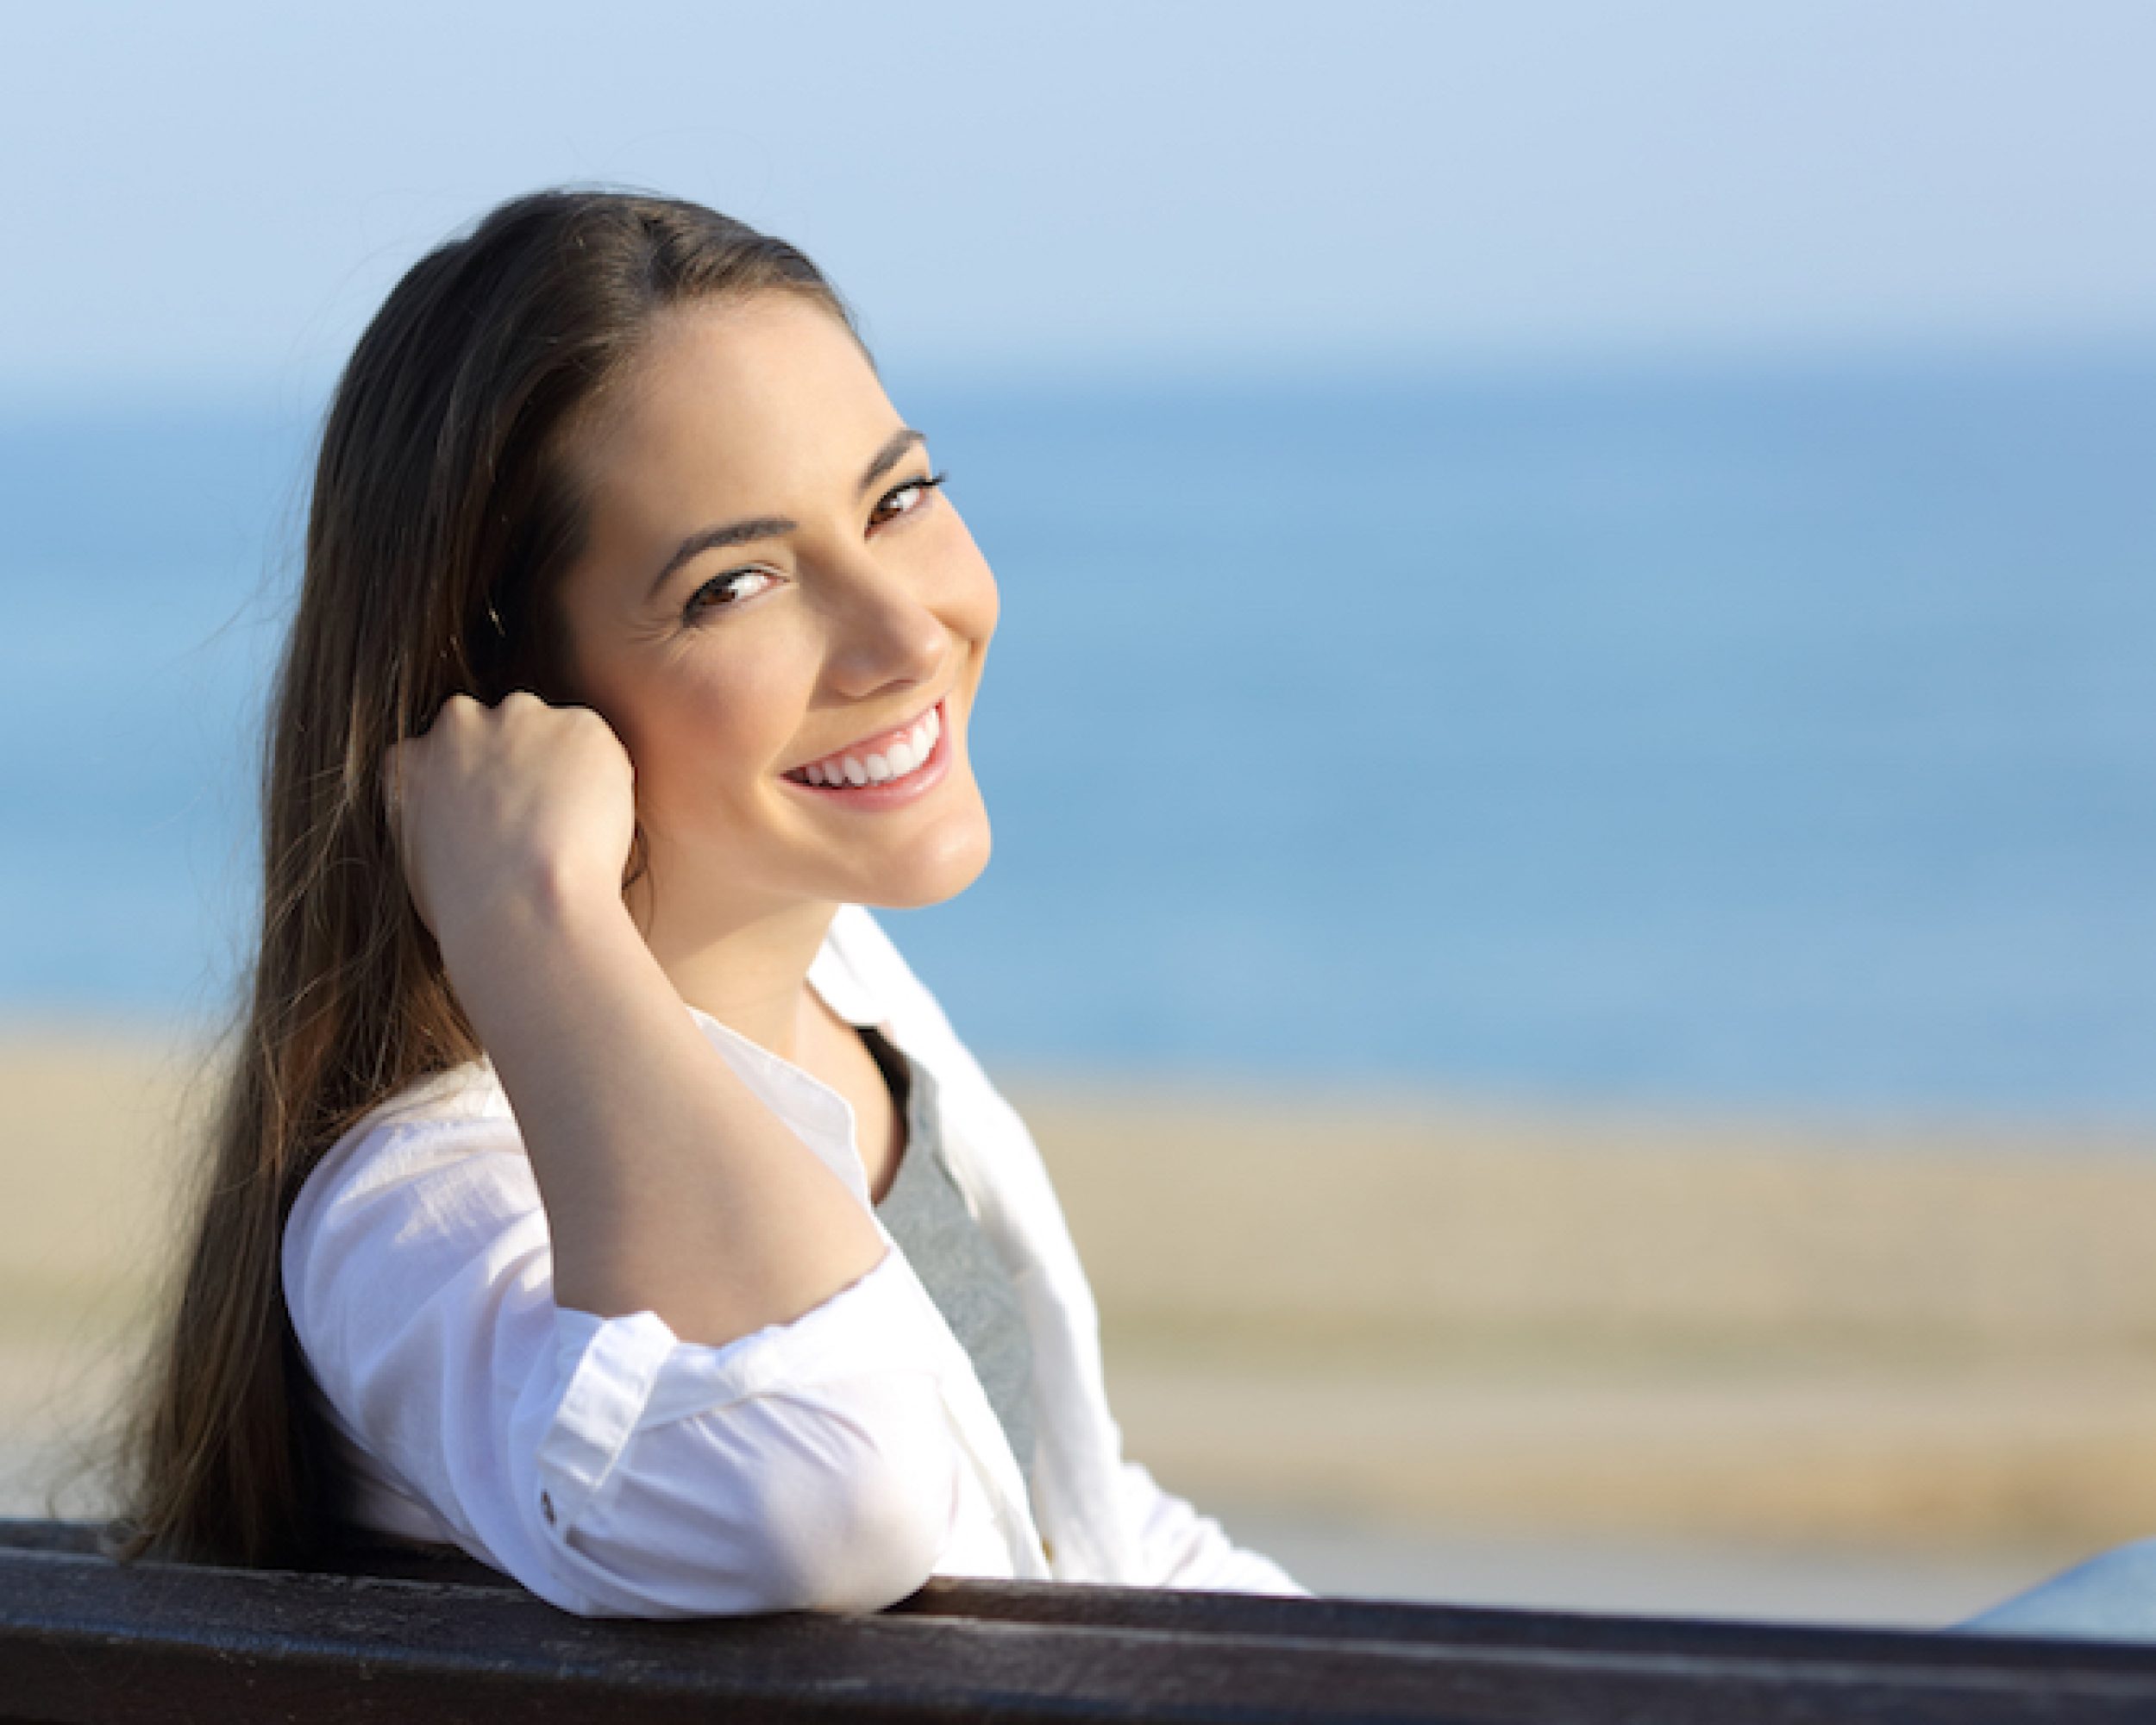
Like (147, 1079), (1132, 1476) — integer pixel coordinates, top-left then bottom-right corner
(870, 469), (948, 528)
(682, 566), (778, 621)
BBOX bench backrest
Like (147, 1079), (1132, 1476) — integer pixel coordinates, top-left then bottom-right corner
(7, 1517), (2156, 1722)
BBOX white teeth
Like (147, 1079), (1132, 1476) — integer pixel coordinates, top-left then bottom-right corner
(795, 704), (944, 789)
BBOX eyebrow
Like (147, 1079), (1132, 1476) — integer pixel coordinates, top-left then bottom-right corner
(644, 426), (928, 602)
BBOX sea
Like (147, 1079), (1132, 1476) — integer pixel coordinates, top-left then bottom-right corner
(3, 347), (2152, 1120)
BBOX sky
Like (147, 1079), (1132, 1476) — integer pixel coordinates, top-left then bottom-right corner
(3, 1), (2154, 398)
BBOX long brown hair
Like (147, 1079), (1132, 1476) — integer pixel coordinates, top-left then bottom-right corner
(112, 188), (860, 1565)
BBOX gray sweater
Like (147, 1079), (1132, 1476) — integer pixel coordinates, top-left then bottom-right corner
(862, 1026), (1037, 1495)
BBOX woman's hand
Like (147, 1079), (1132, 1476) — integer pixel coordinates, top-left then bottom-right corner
(384, 692), (636, 946)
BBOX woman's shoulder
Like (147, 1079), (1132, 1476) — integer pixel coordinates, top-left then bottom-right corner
(823, 909), (1080, 1239)
(283, 1059), (533, 1320)
(304, 1058), (519, 1200)
(819, 906), (977, 1071)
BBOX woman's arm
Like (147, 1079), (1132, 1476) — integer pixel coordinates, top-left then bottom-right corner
(390, 691), (887, 1347)
(338, 693), (970, 1615)
(285, 1105), (970, 1617)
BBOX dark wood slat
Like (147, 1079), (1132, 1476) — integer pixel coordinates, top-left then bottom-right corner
(9, 1521), (2156, 1723)
(891, 1572), (2154, 1674)
(3, 1515), (2141, 1674)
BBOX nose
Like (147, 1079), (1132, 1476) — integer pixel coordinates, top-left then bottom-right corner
(817, 548), (950, 704)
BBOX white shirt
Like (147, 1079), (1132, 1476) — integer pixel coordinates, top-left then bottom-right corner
(283, 903), (1307, 1617)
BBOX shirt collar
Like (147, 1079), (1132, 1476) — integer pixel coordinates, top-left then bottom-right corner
(806, 907), (885, 1027)
(674, 908), (893, 1208)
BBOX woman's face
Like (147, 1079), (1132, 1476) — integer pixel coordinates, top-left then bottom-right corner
(552, 292), (999, 939)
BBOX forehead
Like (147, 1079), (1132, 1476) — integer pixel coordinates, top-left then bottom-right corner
(568, 293), (894, 530)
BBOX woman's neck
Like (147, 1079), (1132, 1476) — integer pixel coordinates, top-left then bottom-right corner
(634, 894), (842, 1063)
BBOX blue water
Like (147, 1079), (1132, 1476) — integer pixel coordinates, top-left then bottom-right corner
(3, 350), (2152, 1118)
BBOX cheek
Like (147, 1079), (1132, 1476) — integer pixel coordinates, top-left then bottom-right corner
(618, 655), (805, 806)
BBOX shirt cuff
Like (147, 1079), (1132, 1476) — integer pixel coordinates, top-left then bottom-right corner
(534, 1245), (950, 1539)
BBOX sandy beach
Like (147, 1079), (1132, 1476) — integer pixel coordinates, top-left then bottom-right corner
(7, 1028), (2156, 1626)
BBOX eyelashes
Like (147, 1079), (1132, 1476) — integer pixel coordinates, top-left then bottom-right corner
(871, 468), (949, 526)
(682, 469), (950, 622)
(683, 567), (779, 617)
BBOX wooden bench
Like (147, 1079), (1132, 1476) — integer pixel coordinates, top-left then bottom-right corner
(8, 1517), (2156, 1722)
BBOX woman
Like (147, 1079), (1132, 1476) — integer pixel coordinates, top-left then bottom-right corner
(115, 188), (1305, 1615)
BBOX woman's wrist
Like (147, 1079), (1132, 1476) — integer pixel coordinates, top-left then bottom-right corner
(432, 862), (653, 1033)
(435, 853), (634, 959)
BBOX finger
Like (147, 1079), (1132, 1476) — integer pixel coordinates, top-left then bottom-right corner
(417, 693), (473, 738)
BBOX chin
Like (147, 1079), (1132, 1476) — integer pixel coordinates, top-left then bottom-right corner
(860, 814), (993, 910)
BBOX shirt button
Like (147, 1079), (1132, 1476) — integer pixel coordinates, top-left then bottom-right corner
(1041, 1537), (1056, 1564)
(540, 1490), (556, 1527)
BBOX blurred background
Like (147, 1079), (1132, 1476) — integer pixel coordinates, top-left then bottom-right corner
(3, 0), (2153, 1627)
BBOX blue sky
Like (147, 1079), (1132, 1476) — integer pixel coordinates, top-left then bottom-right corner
(3, 1), (2153, 397)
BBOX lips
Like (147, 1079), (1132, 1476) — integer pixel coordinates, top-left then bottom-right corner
(782, 699), (944, 789)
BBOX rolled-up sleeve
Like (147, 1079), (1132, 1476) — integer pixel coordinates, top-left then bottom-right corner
(284, 1111), (973, 1618)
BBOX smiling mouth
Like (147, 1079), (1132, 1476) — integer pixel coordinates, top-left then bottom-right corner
(781, 699), (944, 790)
